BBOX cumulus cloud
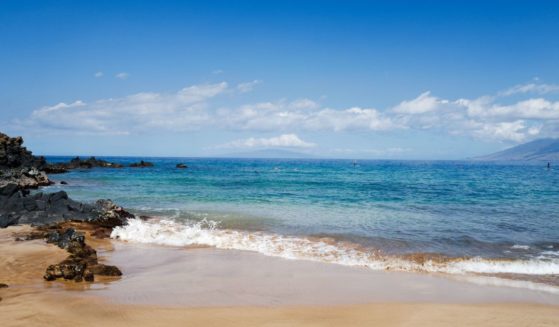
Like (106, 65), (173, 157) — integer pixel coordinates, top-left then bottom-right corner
(18, 82), (229, 135)
(221, 134), (316, 148)
(13, 80), (559, 143)
(94, 72), (103, 78)
(217, 99), (398, 132)
(115, 72), (129, 80)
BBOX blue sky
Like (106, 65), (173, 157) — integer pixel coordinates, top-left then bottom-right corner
(1, 0), (559, 159)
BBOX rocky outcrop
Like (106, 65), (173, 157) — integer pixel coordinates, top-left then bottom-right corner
(0, 132), (46, 169)
(0, 133), (51, 189)
(129, 160), (154, 168)
(0, 183), (134, 228)
(28, 226), (122, 282)
(0, 167), (51, 189)
(44, 156), (123, 173)
(176, 163), (188, 169)
(1, 132), (131, 283)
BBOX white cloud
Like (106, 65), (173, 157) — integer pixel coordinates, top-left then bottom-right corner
(115, 72), (129, 80)
(392, 91), (448, 114)
(222, 134), (316, 148)
(14, 80), (559, 143)
(499, 83), (559, 96)
(218, 100), (398, 132)
(472, 120), (533, 143)
(237, 80), (261, 93)
(94, 72), (104, 78)
(19, 82), (229, 135)
(212, 69), (224, 75)
(467, 98), (559, 120)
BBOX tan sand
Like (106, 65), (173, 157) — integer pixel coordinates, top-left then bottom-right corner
(1, 225), (559, 326)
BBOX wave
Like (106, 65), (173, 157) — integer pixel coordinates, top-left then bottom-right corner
(111, 218), (559, 279)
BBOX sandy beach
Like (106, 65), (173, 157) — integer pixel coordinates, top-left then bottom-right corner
(2, 225), (559, 326)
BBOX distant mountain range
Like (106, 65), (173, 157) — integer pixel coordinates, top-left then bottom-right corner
(475, 138), (559, 161)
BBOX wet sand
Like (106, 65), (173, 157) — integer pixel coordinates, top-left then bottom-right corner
(2, 225), (559, 326)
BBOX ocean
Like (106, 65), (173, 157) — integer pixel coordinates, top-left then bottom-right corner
(42, 157), (559, 287)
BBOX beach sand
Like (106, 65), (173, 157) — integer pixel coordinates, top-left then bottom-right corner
(2, 225), (559, 326)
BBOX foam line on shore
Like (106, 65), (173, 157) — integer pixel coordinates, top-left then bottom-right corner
(111, 218), (559, 291)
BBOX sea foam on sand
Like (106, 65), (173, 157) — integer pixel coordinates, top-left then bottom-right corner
(111, 218), (559, 291)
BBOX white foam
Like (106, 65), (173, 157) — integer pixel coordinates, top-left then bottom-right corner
(111, 219), (559, 278)
(511, 244), (530, 250)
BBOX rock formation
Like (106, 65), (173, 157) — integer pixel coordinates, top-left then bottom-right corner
(23, 226), (122, 282)
(0, 132), (51, 189)
(44, 156), (123, 173)
(0, 132), (46, 169)
(129, 160), (154, 168)
(0, 183), (133, 228)
(1, 131), (133, 283)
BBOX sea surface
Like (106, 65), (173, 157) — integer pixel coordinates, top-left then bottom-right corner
(42, 157), (559, 289)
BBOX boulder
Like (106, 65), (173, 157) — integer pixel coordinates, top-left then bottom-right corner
(176, 163), (188, 169)
(89, 264), (122, 276)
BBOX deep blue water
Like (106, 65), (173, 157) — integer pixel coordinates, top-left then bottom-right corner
(42, 157), (559, 261)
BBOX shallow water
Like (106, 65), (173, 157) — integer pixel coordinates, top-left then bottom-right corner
(42, 157), (559, 283)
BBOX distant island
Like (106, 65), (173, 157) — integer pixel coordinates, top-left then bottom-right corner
(475, 138), (559, 161)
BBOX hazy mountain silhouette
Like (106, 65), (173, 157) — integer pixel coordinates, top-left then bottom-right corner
(475, 138), (559, 161)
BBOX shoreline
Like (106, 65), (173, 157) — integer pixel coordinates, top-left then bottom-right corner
(2, 226), (559, 326)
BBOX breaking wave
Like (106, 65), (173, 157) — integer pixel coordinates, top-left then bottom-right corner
(111, 218), (559, 283)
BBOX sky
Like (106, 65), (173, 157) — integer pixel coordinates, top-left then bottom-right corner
(1, 0), (559, 159)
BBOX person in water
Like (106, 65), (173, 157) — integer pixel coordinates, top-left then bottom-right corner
(548, 162), (551, 169)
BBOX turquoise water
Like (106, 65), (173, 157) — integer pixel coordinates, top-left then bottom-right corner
(43, 157), (559, 265)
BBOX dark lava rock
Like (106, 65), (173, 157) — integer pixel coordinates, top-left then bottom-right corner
(44, 156), (123, 173)
(60, 181), (68, 185)
(89, 264), (122, 276)
(40, 225), (122, 282)
(0, 132), (46, 169)
(176, 163), (188, 169)
(0, 184), (98, 228)
(0, 132), (51, 189)
(0, 182), (134, 228)
(91, 227), (112, 239)
(93, 199), (135, 228)
(129, 160), (154, 168)
(42, 165), (68, 174)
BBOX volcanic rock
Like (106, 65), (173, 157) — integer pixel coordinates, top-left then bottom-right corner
(44, 156), (123, 173)
(129, 160), (154, 168)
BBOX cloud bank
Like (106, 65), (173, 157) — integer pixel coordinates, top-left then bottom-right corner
(13, 81), (559, 143)
(221, 134), (316, 149)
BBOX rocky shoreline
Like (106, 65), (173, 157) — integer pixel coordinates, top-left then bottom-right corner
(1, 132), (134, 284)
